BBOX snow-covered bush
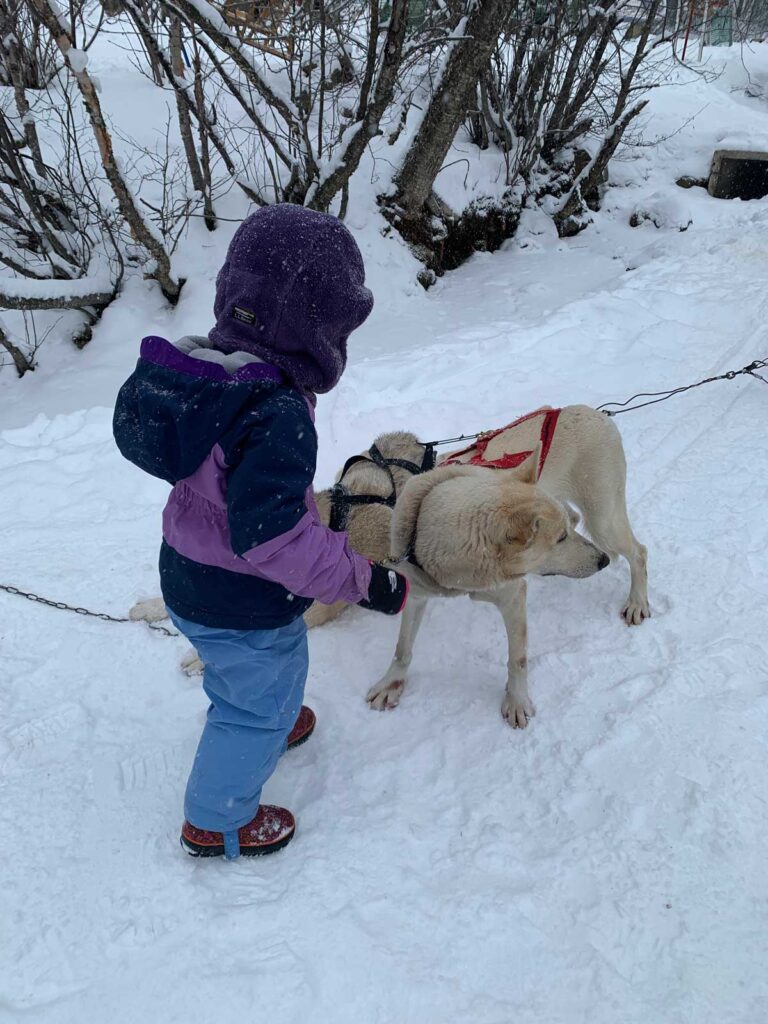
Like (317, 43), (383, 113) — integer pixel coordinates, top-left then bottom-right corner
(1, 0), (675, 375)
(0, 0), (186, 374)
(0, 74), (125, 374)
(0, 0), (59, 90)
(383, 0), (668, 268)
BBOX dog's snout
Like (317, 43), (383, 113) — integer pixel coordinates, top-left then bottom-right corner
(597, 552), (610, 571)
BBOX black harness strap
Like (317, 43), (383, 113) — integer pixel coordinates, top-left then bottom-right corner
(328, 485), (395, 533)
(327, 441), (436, 535)
(368, 442), (437, 477)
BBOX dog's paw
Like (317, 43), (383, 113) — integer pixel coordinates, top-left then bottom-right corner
(366, 679), (405, 711)
(180, 649), (204, 676)
(501, 694), (535, 729)
(621, 600), (651, 626)
(129, 597), (168, 623)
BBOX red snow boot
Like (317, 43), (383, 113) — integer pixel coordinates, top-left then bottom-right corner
(181, 805), (296, 858)
(287, 705), (316, 750)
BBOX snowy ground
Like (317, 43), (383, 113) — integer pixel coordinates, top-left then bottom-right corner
(2, 43), (768, 1024)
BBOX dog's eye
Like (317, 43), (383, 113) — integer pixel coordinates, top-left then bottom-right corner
(557, 532), (567, 543)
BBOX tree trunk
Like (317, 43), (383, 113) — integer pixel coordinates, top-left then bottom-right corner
(167, 17), (215, 229)
(0, 323), (34, 376)
(191, 41), (216, 231)
(0, 111), (77, 274)
(26, 0), (182, 303)
(394, 0), (512, 218)
(126, 0), (263, 206)
(553, 101), (648, 235)
(192, 32), (293, 173)
(4, 36), (47, 177)
(554, 0), (660, 235)
(169, 18), (208, 206)
(161, 0), (304, 144)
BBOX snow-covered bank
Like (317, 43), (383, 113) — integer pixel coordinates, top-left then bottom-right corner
(2, 41), (768, 1024)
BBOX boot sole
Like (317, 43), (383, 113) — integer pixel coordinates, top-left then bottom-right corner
(180, 827), (295, 858)
(286, 720), (315, 750)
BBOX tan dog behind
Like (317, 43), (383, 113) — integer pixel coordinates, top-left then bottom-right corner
(306, 432), (425, 628)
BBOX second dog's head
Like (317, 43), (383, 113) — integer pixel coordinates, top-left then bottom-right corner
(391, 451), (608, 592)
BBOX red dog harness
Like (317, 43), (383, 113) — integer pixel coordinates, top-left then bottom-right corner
(441, 407), (561, 476)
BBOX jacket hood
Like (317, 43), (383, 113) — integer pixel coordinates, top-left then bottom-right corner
(208, 205), (374, 395)
(113, 335), (283, 485)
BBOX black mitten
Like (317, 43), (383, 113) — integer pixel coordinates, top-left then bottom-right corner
(358, 563), (409, 615)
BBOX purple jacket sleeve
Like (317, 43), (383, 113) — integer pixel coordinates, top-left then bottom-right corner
(225, 389), (372, 605)
(240, 493), (372, 605)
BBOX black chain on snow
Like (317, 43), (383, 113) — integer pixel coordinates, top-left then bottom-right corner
(0, 583), (178, 637)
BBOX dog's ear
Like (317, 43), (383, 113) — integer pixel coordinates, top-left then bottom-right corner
(502, 503), (543, 549)
(566, 503), (581, 528)
(515, 442), (542, 485)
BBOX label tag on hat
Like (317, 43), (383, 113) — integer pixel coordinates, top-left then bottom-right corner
(232, 305), (256, 325)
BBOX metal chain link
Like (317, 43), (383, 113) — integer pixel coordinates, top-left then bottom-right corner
(0, 584), (178, 637)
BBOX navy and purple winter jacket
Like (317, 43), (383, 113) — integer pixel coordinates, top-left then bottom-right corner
(113, 205), (377, 629)
(113, 335), (372, 629)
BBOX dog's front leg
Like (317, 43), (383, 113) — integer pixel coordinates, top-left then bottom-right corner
(471, 580), (534, 729)
(366, 595), (428, 711)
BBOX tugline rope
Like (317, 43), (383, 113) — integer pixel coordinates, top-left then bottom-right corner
(2, 354), (765, 632)
(595, 357), (768, 417)
(422, 355), (768, 446)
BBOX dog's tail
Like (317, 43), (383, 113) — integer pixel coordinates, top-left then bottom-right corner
(389, 464), (477, 563)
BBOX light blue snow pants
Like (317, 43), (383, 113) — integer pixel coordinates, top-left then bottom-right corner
(169, 612), (308, 858)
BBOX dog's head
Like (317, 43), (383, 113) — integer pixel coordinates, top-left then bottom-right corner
(393, 448), (608, 592)
(487, 447), (608, 581)
(488, 491), (608, 580)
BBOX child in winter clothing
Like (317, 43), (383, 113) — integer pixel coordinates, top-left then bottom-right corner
(113, 205), (408, 860)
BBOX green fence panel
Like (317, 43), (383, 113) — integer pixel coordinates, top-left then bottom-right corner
(709, 9), (733, 45)
(380, 0), (427, 29)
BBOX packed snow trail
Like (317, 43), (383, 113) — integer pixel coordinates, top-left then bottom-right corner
(2, 44), (768, 1024)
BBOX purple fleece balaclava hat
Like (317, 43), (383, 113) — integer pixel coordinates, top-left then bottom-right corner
(208, 204), (374, 394)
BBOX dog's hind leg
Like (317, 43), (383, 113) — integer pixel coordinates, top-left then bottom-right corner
(556, 408), (650, 625)
(471, 579), (534, 728)
(366, 596), (429, 710)
(579, 491), (649, 626)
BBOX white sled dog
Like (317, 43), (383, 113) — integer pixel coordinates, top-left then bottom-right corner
(131, 405), (648, 726)
(374, 406), (649, 726)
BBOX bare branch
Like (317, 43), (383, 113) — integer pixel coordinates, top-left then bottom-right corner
(0, 279), (115, 309)
(0, 320), (35, 375)
(307, 0), (409, 212)
(25, 0), (182, 302)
